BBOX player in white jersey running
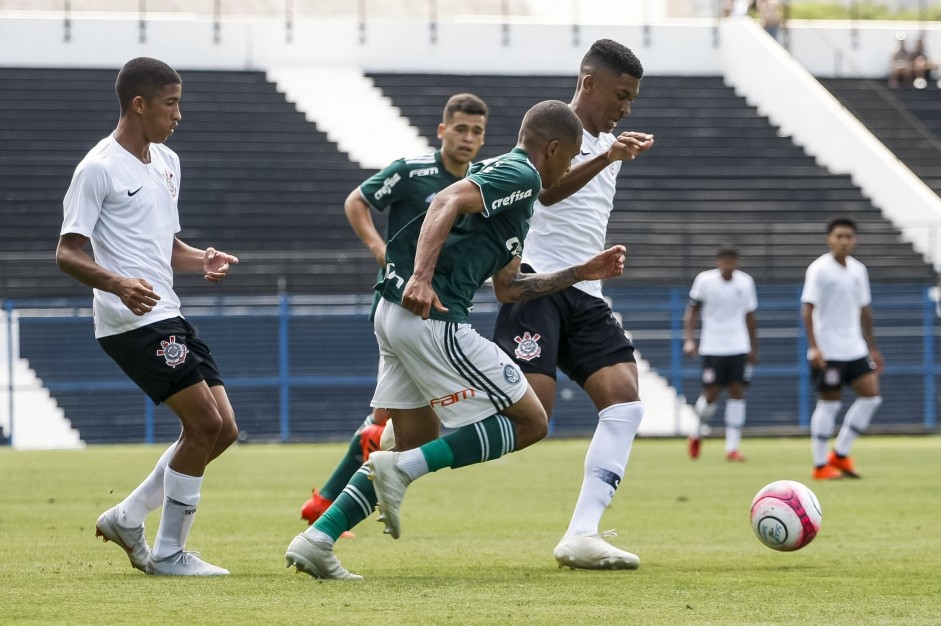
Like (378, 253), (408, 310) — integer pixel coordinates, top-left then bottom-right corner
(683, 246), (758, 462)
(492, 39), (654, 570)
(56, 57), (239, 576)
(801, 216), (883, 480)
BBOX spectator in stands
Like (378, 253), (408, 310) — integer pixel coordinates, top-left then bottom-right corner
(683, 246), (758, 462)
(756, 0), (784, 40)
(285, 100), (627, 580)
(491, 39), (654, 571)
(888, 31), (913, 89)
(910, 35), (938, 90)
(801, 217), (883, 481)
(297, 93), (489, 529)
(56, 57), (239, 576)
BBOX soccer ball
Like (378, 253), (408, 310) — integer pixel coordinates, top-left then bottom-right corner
(750, 480), (822, 551)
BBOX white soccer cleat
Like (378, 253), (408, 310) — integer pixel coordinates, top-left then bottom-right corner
(368, 450), (411, 540)
(95, 505), (151, 572)
(285, 534), (363, 581)
(145, 551), (229, 576)
(553, 530), (640, 570)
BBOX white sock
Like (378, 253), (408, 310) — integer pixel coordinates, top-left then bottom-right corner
(835, 396), (882, 456)
(395, 448), (428, 481)
(564, 402), (644, 538)
(118, 441), (178, 527)
(810, 400), (842, 467)
(724, 399), (746, 454)
(153, 468), (203, 560)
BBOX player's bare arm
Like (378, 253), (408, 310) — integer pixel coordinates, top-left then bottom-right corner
(683, 303), (700, 357)
(344, 189), (386, 267)
(860, 305), (884, 374)
(402, 180), (483, 319)
(539, 131), (654, 206)
(492, 245), (626, 304)
(746, 310), (759, 365)
(801, 302), (826, 368)
(56, 232), (160, 316)
(171, 237), (238, 283)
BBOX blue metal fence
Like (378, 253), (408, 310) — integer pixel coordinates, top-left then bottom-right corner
(2, 284), (937, 446)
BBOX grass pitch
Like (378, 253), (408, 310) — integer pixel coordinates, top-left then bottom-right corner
(1, 436), (939, 625)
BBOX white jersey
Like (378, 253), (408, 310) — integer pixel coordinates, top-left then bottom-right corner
(522, 129), (622, 299)
(689, 268), (757, 356)
(801, 252), (871, 361)
(61, 134), (183, 338)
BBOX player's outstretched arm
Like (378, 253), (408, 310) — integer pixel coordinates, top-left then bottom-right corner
(171, 237), (239, 282)
(539, 131), (654, 206)
(401, 179), (484, 319)
(492, 245), (626, 304)
(56, 233), (160, 316)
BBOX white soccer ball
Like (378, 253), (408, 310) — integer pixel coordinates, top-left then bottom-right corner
(750, 480), (822, 551)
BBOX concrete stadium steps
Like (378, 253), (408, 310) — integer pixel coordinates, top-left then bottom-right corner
(369, 72), (935, 286)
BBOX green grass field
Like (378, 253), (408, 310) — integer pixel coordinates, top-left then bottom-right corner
(2, 436), (940, 625)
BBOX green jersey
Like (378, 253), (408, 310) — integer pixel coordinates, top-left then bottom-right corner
(359, 150), (463, 240)
(359, 150), (464, 318)
(378, 148), (542, 323)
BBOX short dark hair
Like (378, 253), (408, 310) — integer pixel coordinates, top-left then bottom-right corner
(581, 39), (644, 80)
(518, 100), (582, 148)
(115, 57), (181, 115)
(716, 246), (738, 259)
(442, 93), (488, 123)
(827, 216), (857, 234)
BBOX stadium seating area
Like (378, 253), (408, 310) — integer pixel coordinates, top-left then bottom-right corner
(369, 73), (936, 285)
(0, 67), (373, 300)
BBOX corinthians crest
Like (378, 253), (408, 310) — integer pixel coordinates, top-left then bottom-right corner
(164, 170), (177, 198)
(513, 331), (541, 362)
(156, 335), (189, 368)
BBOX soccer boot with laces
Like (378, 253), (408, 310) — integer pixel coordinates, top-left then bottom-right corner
(145, 551), (229, 576)
(285, 533), (363, 581)
(368, 450), (411, 540)
(827, 450), (860, 478)
(812, 464), (844, 481)
(359, 423), (385, 461)
(553, 530), (640, 570)
(95, 505), (151, 572)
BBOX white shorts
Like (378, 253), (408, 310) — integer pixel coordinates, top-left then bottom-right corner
(371, 298), (529, 429)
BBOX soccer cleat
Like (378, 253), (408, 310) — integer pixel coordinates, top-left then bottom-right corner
(827, 450), (860, 478)
(368, 450), (411, 540)
(812, 464), (844, 481)
(145, 551), (229, 576)
(726, 450), (747, 462)
(359, 423), (385, 461)
(300, 489), (355, 537)
(687, 436), (701, 460)
(95, 505), (151, 572)
(553, 530), (640, 570)
(285, 533), (363, 581)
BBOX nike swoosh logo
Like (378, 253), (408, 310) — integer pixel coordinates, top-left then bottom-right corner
(128, 187), (143, 196)
(580, 151), (590, 156)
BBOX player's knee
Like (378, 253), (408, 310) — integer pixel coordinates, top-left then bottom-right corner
(184, 408), (225, 445)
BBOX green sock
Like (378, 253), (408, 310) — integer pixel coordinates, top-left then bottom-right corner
(421, 414), (517, 472)
(312, 465), (377, 541)
(320, 427), (369, 500)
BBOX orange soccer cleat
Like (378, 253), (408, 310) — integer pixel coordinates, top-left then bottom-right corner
(827, 450), (860, 478)
(812, 464), (844, 481)
(687, 436), (701, 460)
(360, 423), (386, 461)
(300, 489), (355, 537)
(726, 450), (747, 462)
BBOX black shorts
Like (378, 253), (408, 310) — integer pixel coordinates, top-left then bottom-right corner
(701, 354), (751, 387)
(811, 356), (875, 392)
(492, 275), (635, 388)
(98, 317), (223, 404)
